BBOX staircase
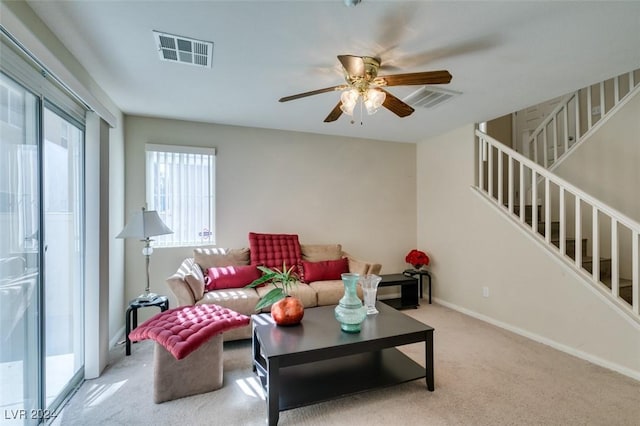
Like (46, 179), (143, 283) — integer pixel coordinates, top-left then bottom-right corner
(473, 69), (640, 322)
(474, 128), (640, 323)
(515, 204), (632, 305)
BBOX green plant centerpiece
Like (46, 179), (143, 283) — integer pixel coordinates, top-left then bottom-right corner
(246, 263), (304, 326)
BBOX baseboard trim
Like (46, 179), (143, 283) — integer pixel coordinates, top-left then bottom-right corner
(433, 297), (640, 382)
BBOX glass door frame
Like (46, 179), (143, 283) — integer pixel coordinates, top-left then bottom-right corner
(40, 100), (86, 417)
(0, 70), (86, 425)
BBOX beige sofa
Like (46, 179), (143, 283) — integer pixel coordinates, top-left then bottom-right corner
(166, 244), (382, 341)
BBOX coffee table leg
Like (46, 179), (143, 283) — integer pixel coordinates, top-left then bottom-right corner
(425, 330), (434, 391)
(267, 357), (280, 426)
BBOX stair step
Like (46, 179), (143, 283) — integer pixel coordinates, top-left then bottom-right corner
(551, 237), (588, 259)
(601, 278), (633, 306)
(513, 204), (542, 222)
(582, 256), (612, 279)
(537, 221), (560, 238)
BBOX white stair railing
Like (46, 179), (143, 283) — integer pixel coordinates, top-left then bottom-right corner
(526, 70), (639, 171)
(476, 129), (639, 322)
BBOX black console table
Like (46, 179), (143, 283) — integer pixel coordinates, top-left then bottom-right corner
(378, 273), (419, 309)
(403, 269), (432, 304)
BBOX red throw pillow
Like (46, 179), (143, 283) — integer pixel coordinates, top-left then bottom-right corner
(248, 232), (302, 275)
(301, 258), (349, 282)
(206, 265), (261, 291)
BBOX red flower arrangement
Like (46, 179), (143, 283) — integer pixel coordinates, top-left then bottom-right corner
(405, 249), (430, 269)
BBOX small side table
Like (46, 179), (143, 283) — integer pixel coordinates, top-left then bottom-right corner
(403, 269), (432, 304)
(378, 273), (419, 309)
(125, 295), (169, 356)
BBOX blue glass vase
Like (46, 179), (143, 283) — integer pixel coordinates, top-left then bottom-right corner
(334, 273), (367, 333)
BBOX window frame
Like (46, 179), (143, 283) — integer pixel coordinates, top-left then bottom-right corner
(145, 143), (216, 247)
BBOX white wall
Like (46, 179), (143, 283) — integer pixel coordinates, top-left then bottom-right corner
(417, 124), (640, 379)
(123, 116), (417, 315)
(554, 91), (640, 222)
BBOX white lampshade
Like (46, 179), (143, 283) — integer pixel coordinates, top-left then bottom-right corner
(116, 207), (173, 240)
(340, 89), (359, 115)
(364, 88), (386, 115)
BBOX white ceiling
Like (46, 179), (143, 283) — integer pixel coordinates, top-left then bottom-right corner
(25, 1), (640, 143)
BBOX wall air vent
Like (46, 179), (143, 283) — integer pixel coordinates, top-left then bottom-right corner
(403, 86), (461, 109)
(152, 31), (213, 68)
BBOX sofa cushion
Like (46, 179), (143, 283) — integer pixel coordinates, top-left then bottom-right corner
(248, 232), (302, 275)
(196, 288), (260, 315)
(194, 247), (250, 269)
(301, 258), (349, 283)
(254, 282), (317, 311)
(347, 256), (370, 275)
(206, 265), (261, 291)
(300, 244), (343, 262)
(128, 304), (250, 360)
(185, 261), (206, 300)
(309, 279), (364, 306)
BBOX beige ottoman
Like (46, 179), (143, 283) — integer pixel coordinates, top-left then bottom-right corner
(128, 304), (250, 403)
(153, 334), (223, 403)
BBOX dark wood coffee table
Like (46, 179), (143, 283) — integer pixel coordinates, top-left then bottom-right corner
(252, 302), (434, 425)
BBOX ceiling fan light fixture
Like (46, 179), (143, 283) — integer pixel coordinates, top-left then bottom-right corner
(340, 89), (358, 115)
(364, 88), (385, 115)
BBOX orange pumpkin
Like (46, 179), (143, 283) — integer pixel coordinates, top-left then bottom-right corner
(271, 296), (304, 326)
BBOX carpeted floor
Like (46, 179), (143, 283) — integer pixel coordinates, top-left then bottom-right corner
(53, 303), (640, 425)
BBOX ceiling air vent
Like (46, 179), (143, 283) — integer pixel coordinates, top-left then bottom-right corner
(152, 31), (213, 68)
(403, 86), (461, 109)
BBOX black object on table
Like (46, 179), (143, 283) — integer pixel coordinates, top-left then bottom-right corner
(125, 295), (169, 355)
(252, 303), (434, 426)
(378, 273), (420, 309)
(403, 269), (433, 304)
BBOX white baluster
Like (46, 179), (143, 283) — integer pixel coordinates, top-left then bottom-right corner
(587, 86), (593, 130)
(498, 148), (503, 206)
(574, 91), (581, 142)
(600, 81), (606, 116)
(563, 105), (569, 153)
(508, 156), (514, 213)
(531, 170), (538, 232)
(559, 188), (566, 257)
(519, 162), (525, 223)
(611, 219), (619, 298)
(575, 197), (582, 268)
(592, 206), (600, 282)
(633, 230), (639, 314)
(545, 178), (551, 243)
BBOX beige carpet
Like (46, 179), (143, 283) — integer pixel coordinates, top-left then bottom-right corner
(53, 303), (640, 425)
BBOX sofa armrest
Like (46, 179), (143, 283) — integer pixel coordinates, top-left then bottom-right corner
(342, 251), (382, 276)
(166, 258), (199, 306)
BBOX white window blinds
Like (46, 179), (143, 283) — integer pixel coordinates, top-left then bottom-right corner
(145, 144), (216, 247)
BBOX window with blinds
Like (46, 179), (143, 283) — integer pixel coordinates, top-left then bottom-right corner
(145, 144), (216, 247)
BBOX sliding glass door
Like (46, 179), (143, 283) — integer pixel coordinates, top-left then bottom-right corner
(0, 72), (84, 424)
(43, 106), (84, 410)
(0, 71), (41, 424)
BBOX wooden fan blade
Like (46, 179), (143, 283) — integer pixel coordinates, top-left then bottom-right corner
(279, 85), (346, 102)
(324, 102), (343, 122)
(381, 89), (414, 117)
(378, 70), (452, 86)
(338, 55), (365, 77)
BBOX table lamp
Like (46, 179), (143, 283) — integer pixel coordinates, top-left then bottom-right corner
(117, 207), (173, 302)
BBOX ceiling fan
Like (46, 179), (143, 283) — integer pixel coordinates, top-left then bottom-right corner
(279, 55), (452, 123)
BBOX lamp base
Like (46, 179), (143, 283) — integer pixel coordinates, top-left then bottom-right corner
(135, 292), (158, 303)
